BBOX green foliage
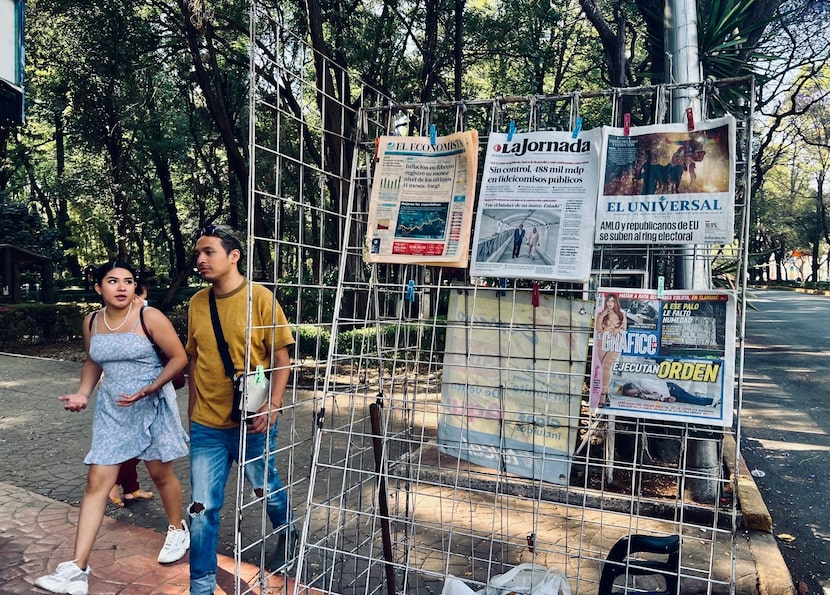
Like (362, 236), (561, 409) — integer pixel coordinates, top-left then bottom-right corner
(0, 294), (191, 348)
(0, 192), (60, 259)
(464, 0), (604, 96)
(698, 0), (777, 82)
(163, 303), (190, 346)
(293, 325), (332, 360)
(0, 303), (95, 346)
(11, 0), (254, 282)
(335, 323), (443, 357)
(0, 0), (814, 301)
(292, 321), (448, 360)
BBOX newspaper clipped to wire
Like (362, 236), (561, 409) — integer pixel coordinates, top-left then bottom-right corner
(595, 116), (736, 245)
(470, 129), (601, 281)
(589, 287), (736, 426)
(365, 130), (478, 266)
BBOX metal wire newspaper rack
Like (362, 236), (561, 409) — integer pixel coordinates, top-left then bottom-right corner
(241, 5), (754, 594)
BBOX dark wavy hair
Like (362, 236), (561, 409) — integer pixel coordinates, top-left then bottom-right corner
(95, 259), (143, 293)
(199, 224), (243, 256)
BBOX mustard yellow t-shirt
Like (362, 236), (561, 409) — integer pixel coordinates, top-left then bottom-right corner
(186, 281), (294, 428)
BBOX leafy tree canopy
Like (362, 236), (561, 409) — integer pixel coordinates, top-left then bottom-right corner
(0, 191), (60, 259)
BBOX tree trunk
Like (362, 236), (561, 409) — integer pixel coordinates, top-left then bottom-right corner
(454, 0), (464, 101)
(54, 106), (82, 277)
(813, 170), (826, 283)
(177, 0), (248, 206)
(420, 0), (439, 102)
(304, 0), (364, 322)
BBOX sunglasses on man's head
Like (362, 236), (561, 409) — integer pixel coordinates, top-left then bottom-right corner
(200, 224), (231, 236)
(199, 225), (242, 249)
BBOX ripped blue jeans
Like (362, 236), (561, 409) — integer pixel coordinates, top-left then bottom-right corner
(188, 421), (289, 595)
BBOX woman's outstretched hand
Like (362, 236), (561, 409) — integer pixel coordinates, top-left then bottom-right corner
(58, 393), (89, 412)
(116, 386), (155, 407)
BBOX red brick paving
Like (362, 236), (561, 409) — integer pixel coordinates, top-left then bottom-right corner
(0, 482), (305, 594)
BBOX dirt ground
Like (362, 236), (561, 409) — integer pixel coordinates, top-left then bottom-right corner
(1, 338), (88, 362)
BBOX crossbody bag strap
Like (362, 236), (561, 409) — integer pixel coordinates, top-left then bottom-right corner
(209, 289), (237, 380)
(138, 305), (163, 358)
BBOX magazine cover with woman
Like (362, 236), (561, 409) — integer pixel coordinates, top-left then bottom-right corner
(589, 288), (735, 426)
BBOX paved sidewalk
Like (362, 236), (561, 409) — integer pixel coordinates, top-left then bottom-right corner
(0, 353), (301, 594)
(0, 480), (292, 594)
(0, 352), (795, 594)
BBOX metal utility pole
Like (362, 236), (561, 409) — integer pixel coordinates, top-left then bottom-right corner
(454, 0), (464, 101)
(665, 0), (720, 503)
(667, 0), (709, 290)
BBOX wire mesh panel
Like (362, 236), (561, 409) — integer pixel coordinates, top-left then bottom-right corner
(246, 5), (754, 595)
(230, 4), (397, 593)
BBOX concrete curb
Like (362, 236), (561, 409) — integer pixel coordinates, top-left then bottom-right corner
(724, 434), (771, 532)
(723, 434), (795, 595)
(749, 532), (798, 595)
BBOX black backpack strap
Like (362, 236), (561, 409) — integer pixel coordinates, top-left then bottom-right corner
(139, 306), (164, 358)
(88, 310), (98, 332)
(139, 305), (150, 338)
(209, 289), (237, 380)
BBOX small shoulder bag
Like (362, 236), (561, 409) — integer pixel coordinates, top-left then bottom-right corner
(208, 289), (269, 423)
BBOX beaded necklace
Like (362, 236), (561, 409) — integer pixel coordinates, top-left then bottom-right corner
(102, 301), (134, 332)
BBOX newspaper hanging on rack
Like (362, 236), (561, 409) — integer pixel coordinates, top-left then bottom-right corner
(595, 116), (736, 245)
(589, 288), (736, 426)
(438, 288), (593, 484)
(365, 130), (478, 266)
(470, 129), (601, 282)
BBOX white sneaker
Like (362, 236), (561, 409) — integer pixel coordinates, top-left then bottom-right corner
(35, 560), (90, 595)
(157, 520), (190, 563)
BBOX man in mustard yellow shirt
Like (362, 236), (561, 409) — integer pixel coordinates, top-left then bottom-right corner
(186, 225), (295, 595)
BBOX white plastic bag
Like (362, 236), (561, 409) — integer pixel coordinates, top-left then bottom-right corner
(441, 565), (571, 595)
(479, 563), (571, 595)
(441, 575), (478, 595)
